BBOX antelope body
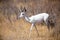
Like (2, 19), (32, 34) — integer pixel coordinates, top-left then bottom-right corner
(18, 7), (54, 37)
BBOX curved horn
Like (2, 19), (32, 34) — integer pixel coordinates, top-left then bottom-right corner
(19, 6), (23, 12)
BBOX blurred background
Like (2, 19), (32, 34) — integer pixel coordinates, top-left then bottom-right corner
(0, 0), (60, 40)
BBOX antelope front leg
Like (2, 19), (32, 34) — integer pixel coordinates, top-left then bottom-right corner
(29, 23), (34, 38)
(34, 25), (39, 37)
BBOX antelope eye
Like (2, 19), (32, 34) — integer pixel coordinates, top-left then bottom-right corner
(22, 14), (24, 15)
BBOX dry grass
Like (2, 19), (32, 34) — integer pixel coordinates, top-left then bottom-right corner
(0, 0), (60, 40)
(0, 14), (56, 40)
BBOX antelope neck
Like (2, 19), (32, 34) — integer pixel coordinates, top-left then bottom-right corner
(24, 15), (30, 22)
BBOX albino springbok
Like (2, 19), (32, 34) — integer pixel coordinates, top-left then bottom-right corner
(18, 7), (50, 37)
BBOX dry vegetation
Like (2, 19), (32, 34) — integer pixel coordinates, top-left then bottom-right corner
(0, 0), (60, 40)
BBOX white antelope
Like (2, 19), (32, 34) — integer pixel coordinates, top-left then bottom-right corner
(18, 7), (50, 37)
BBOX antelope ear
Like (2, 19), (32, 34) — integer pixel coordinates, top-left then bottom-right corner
(24, 7), (27, 12)
(25, 9), (26, 12)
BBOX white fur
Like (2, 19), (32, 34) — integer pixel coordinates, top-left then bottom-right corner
(19, 11), (49, 37)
